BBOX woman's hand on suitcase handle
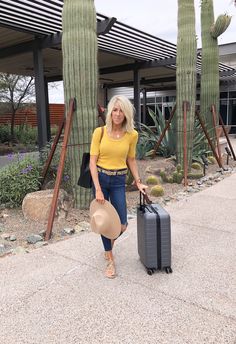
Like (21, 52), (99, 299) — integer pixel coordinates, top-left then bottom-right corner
(136, 180), (148, 195)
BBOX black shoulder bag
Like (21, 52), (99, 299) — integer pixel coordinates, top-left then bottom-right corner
(77, 126), (104, 188)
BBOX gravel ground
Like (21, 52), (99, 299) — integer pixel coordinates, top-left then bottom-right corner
(1, 155), (236, 256)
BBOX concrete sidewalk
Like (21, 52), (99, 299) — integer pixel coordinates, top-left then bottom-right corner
(1, 174), (236, 343)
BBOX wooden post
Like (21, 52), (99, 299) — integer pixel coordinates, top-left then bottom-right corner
(211, 105), (222, 166)
(183, 101), (188, 187)
(152, 104), (176, 157)
(219, 114), (236, 161)
(195, 110), (223, 168)
(41, 116), (65, 187)
(45, 98), (75, 241)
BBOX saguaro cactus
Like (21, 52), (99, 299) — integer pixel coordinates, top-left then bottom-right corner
(62, 0), (97, 208)
(176, 0), (197, 169)
(200, 0), (231, 134)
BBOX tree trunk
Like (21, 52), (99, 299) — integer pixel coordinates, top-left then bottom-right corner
(62, 0), (98, 209)
(176, 0), (197, 169)
(10, 109), (16, 143)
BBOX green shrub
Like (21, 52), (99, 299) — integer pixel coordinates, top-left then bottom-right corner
(0, 124), (11, 143)
(146, 175), (159, 185)
(150, 185), (164, 197)
(14, 125), (38, 145)
(0, 155), (42, 207)
(191, 162), (202, 170)
(0, 124), (38, 145)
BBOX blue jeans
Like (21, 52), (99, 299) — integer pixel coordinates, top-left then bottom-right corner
(93, 172), (127, 251)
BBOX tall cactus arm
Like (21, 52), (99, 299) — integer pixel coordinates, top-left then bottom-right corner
(211, 14), (232, 38)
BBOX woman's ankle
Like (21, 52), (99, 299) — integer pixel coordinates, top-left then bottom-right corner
(105, 250), (113, 260)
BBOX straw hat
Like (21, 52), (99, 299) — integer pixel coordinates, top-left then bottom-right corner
(89, 200), (121, 239)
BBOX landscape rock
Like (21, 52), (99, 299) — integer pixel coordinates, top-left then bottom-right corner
(34, 241), (48, 248)
(12, 246), (28, 255)
(63, 227), (75, 235)
(9, 235), (17, 241)
(22, 189), (72, 223)
(74, 221), (90, 233)
(26, 234), (43, 244)
(1, 233), (10, 240)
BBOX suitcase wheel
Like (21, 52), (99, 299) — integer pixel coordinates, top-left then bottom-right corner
(165, 267), (173, 274)
(147, 268), (155, 275)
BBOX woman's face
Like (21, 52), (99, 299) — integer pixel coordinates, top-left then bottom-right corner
(111, 102), (125, 126)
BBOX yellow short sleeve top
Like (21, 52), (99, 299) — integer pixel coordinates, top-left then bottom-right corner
(90, 126), (138, 170)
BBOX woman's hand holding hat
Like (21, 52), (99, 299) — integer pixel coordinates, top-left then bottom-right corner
(95, 188), (105, 204)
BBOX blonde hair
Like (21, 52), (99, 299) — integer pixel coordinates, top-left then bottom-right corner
(106, 95), (135, 133)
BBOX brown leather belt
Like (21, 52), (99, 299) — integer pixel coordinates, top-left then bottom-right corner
(97, 166), (127, 176)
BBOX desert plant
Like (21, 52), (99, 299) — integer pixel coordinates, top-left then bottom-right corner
(201, 1), (231, 134)
(0, 155), (42, 207)
(176, 0), (197, 169)
(62, 0), (97, 209)
(145, 175), (159, 185)
(207, 156), (216, 164)
(188, 171), (204, 179)
(160, 164), (184, 184)
(136, 136), (154, 160)
(191, 162), (202, 170)
(150, 185), (164, 197)
(139, 106), (176, 158)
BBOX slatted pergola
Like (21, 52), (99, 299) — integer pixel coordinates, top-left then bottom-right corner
(0, 0), (235, 147)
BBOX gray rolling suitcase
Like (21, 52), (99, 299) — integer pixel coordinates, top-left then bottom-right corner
(137, 193), (172, 275)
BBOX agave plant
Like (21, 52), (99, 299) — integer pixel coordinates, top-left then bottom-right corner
(138, 106), (211, 163)
(138, 106), (176, 158)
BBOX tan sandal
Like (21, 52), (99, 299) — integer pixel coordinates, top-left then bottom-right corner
(105, 260), (116, 279)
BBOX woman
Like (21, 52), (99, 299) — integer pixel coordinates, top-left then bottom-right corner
(89, 95), (147, 278)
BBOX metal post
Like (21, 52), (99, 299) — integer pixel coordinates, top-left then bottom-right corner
(44, 79), (51, 142)
(211, 105), (222, 166)
(195, 110), (223, 168)
(219, 113), (236, 161)
(133, 66), (141, 127)
(41, 116), (65, 186)
(152, 105), (176, 157)
(142, 88), (147, 124)
(33, 43), (49, 149)
(45, 98), (75, 241)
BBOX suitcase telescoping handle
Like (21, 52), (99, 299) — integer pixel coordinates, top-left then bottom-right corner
(139, 192), (152, 207)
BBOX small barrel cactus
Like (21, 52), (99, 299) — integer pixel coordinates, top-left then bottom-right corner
(146, 175), (159, 185)
(160, 170), (168, 183)
(150, 185), (164, 197)
(188, 171), (204, 179)
(208, 156), (216, 164)
(173, 171), (184, 184)
(191, 162), (202, 170)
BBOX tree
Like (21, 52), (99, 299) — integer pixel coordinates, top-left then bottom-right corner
(62, 0), (97, 209)
(0, 73), (35, 141)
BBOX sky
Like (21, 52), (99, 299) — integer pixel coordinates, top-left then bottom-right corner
(49, 0), (236, 103)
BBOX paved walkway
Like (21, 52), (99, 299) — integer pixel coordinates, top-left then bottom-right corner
(1, 170), (236, 343)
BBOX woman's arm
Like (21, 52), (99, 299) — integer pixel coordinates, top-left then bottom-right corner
(126, 157), (148, 194)
(89, 155), (105, 204)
